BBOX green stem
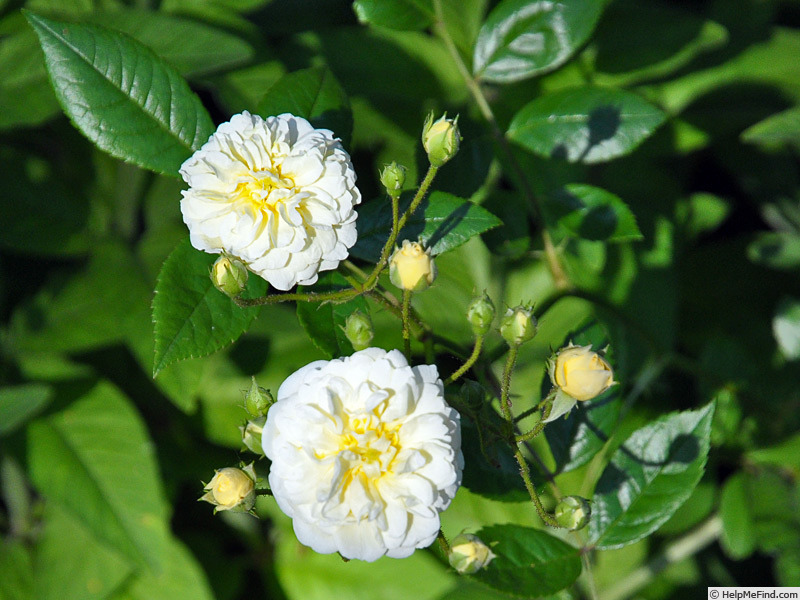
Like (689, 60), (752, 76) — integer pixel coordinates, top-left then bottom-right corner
(513, 445), (559, 527)
(516, 399), (552, 443)
(234, 286), (361, 308)
(431, 0), (570, 291)
(499, 345), (518, 422)
(445, 335), (484, 385)
(597, 516), (722, 600)
(402, 289), (412, 359)
(255, 489), (274, 496)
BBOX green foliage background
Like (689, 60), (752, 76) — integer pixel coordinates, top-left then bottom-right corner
(2, 0), (800, 599)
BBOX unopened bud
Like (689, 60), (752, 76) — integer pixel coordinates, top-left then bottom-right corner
(466, 292), (495, 336)
(379, 162), (406, 197)
(211, 255), (248, 298)
(343, 310), (374, 351)
(389, 240), (437, 292)
(460, 380), (486, 410)
(422, 112), (461, 167)
(549, 344), (615, 402)
(500, 306), (537, 346)
(244, 376), (274, 418)
(449, 533), (496, 574)
(555, 496), (591, 530)
(200, 464), (256, 513)
(239, 416), (266, 455)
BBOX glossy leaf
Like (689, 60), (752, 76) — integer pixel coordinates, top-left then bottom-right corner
(25, 12), (214, 176)
(508, 86), (666, 163)
(353, 0), (433, 31)
(152, 238), (267, 376)
(296, 272), (370, 359)
(473, 0), (606, 83)
(748, 232), (800, 270)
(28, 382), (170, 569)
(33, 503), (133, 600)
(545, 321), (621, 473)
(546, 184), (642, 242)
(0, 383), (53, 437)
(471, 525), (582, 597)
(588, 402), (714, 549)
(257, 66), (353, 148)
(89, 9), (254, 77)
(350, 191), (502, 262)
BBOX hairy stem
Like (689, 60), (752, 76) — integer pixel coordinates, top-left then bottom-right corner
(499, 345), (518, 422)
(402, 289), (412, 359)
(445, 335), (484, 385)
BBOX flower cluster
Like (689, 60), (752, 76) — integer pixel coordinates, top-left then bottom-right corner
(180, 111), (361, 290)
(262, 348), (463, 561)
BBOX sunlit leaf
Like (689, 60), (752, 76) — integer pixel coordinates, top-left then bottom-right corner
(473, 0), (606, 83)
(588, 402), (714, 549)
(28, 382), (170, 568)
(26, 12), (214, 176)
(353, 0), (433, 31)
(152, 238), (266, 376)
(508, 86), (666, 163)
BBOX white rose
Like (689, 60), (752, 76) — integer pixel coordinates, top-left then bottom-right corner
(180, 111), (361, 290)
(262, 348), (463, 561)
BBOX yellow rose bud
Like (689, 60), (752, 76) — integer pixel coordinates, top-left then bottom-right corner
(422, 112), (461, 167)
(211, 255), (248, 298)
(448, 533), (496, 574)
(389, 240), (437, 292)
(201, 466), (256, 513)
(550, 344), (615, 402)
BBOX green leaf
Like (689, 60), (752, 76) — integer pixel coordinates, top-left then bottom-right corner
(773, 296), (800, 361)
(8, 242), (151, 354)
(747, 432), (800, 474)
(257, 66), (353, 148)
(473, 0), (606, 83)
(25, 12), (214, 176)
(0, 540), (34, 600)
(742, 105), (800, 151)
(88, 9), (254, 77)
(296, 272), (370, 359)
(350, 191), (502, 263)
(33, 503), (134, 600)
(508, 86), (667, 163)
(748, 232), (800, 270)
(0, 383), (53, 437)
(353, 0), (433, 31)
(720, 473), (756, 559)
(588, 402), (714, 549)
(545, 321), (621, 473)
(546, 184), (642, 242)
(675, 192), (731, 240)
(471, 525), (582, 597)
(152, 238), (266, 376)
(0, 28), (59, 129)
(28, 381), (170, 569)
(111, 538), (214, 600)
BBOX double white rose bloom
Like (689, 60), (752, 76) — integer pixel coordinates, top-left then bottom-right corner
(180, 111), (361, 290)
(263, 348), (463, 561)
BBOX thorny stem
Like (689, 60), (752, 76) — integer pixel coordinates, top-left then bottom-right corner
(513, 445), (559, 527)
(431, 0), (570, 291)
(445, 335), (484, 385)
(516, 399), (552, 443)
(499, 345), (518, 422)
(402, 289), (412, 359)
